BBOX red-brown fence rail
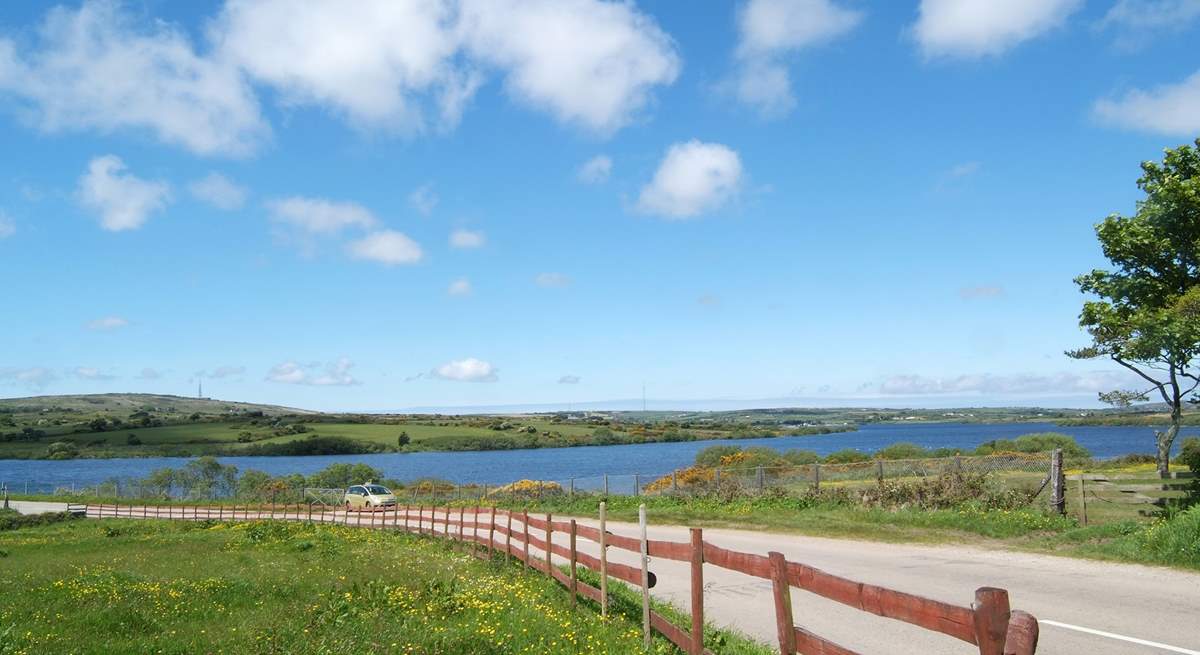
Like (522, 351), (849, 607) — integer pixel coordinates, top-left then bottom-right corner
(81, 502), (1038, 655)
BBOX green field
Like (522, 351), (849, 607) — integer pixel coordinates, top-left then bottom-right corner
(0, 513), (771, 655)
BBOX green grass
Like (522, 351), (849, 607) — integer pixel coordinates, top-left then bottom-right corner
(0, 515), (760, 655)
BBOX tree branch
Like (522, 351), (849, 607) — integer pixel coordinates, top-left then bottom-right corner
(1112, 355), (1172, 405)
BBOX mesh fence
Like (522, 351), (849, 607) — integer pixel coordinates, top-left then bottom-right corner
(1, 453), (1053, 506)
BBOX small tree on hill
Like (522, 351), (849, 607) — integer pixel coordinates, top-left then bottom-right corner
(1068, 139), (1200, 478)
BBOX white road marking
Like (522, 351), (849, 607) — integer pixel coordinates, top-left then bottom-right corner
(1041, 620), (1200, 655)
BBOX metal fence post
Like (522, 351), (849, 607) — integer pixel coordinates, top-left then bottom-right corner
(569, 478), (575, 497)
(634, 474), (640, 496)
(603, 474), (609, 496)
(757, 465), (764, 493)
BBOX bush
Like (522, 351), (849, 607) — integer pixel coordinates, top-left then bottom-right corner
(0, 509), (80, 531)
(1175, 436), (1200, 472)
(860, 472), (1035, 510)
(46, 441), (79, 460)
(781, 449), (820, 465)
(126, 433), (142, 446)
(240, 436), (379, 456)
(975, 432), (1090, 458)
(694, 445), (741, 467)
(873, 442), (929, 460)
(824, 449), (869, 464)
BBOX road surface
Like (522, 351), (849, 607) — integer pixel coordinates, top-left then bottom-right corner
(8, 501), (1198, 655)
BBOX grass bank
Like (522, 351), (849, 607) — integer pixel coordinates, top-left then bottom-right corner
(0, 514), (767, 654)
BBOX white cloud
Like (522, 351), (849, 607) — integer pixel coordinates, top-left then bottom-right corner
(201, 365), (245, 379)
(1098, 0), (1200, 47)
(870, 371), (1135, 396)
(347, 230), (424, 265)
(558, 374), (581, 384)
(457, 0), (681, 133)
(137, 367), (162, 380)
(0, 366), (56, 388)
(189, 172), (248, 210)
(0, 1), (266, 156)
(448, 277), (472, 295)
(0, 210), (14, 238)
(535, 272), (571, 288)
(267, 196), (378, 234)
(1093, 70), (1200, 136)
(913, 0), (1082, 59)
(449, 228), (485, 249)
(431, 357), (497, 382)
(211, 0), (678, 136)
(959, 285), (1005, 300)
(86, 316), (128, 331)
(266, 358), (358, 386)
(74, 366), (115, 381)
(409, 183), (438, 216)
(77, 155), (171, 231)
(636, 140), (742, 219)
(577, 155), (612, 184)
(731, 0), (862, 116)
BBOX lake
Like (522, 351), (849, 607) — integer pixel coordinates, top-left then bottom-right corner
(0, 421), (1188, 494)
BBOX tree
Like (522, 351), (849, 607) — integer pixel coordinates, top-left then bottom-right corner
(397, 431), (410, 447)
(1068, 139), (1200, 477)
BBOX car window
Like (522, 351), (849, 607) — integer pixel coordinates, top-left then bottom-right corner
(365, 485), (390, 495)
(348, 486), (365, 495)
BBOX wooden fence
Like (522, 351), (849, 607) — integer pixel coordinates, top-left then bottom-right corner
(82, 502), (1039, 655)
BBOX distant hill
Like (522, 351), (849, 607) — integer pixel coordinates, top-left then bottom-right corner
(0, 393), (313, 416)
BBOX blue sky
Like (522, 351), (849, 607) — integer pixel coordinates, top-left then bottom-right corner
(1, 0), (1199, 411)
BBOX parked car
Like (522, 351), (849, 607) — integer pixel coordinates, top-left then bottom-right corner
(343, 483), (396, 511)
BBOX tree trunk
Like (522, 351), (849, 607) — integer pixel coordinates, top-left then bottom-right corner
(1158, 404), (1182, 479)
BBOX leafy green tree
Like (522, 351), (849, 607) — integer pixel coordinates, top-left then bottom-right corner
(305, 463), (385, 489)
(397, 431), (410, 447)
(1068, 139), (1200, 477)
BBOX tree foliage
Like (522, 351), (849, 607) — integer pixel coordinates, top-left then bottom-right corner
(1069, 139), (1200, 476)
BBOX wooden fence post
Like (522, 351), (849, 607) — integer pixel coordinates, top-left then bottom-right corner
(599, 501), (609, 617)
(768, 552), (795, 655)
(1050, 448), (1065, 515)
(488, 506), (496, 554)
(672, 470), (678, 493)
(690, 528), (705, 655)
(876, 459), (884, 484)
(1004, 610), (1039, 655)
(757, 465), (765, 493)
(545, 513), (554, 575)
(522, 511), (530, 564)
(973, 587), (1011, 655)
(459, 506), (466, 543)
(569, 478), (575, 497)
(639, 504), (651, 649)
(569, 519), (578, 607)
(1078, 476), (1088, 526)
(813, 464), (821, 493)
(506, 510), (513, 559)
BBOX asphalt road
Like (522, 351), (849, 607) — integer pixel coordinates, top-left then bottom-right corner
(9, 501), (1198, 655)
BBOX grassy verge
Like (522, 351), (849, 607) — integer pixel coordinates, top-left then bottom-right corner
(0, 514), (768, 655)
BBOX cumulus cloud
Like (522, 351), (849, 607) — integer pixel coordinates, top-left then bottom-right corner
(448, 277), (472, 295)
(77, 155), (171, 231)
(577, 155), (612, 184)
(730, 0), (863, 115)
(869, 371), (1135, 396)
(189, 172), (247, 210)
(959, 285), (1004, 299)
(449, 228), (485, 249)
(913, 0), (1082, 59)
(457, 0), (681, 133)
(1093, 70), (1200, 136)
(266, 358), (358, 386)
(267, 196), (378, 235)
(409, 183), (438, 216)
(558, 374), (581, 384)
(636, 140), (742, 219)
(346, 230), (424, 265)
(0, 1), (266, 156)
(74, 366), (115, 381)
(86, 316), (128, 331)
(431, 357), (498, 382)
(0, 366), (56, 388)
(1098, 0), (1200, 47)
(0, 210), (14, 238)
(535, 272), (571, 288)
(211, 0), (678, 135)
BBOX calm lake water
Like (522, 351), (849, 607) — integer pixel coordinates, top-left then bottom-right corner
(0, 421), (1187, 492)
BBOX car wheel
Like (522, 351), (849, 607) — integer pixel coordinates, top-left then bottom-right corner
(345, 501), (352, 513)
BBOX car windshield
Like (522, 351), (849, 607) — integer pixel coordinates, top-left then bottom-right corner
(365, 485), (390, 495)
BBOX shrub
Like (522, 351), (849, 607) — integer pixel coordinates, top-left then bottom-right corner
(824, 449), (869, 464)
(1175, 436), (1200, 472)
(780, 449), (820, 465)
(694, 445), (741, 467)
(860, 472), (1035, 511)
(975, 432), (1090, 459)
(126, 433), (142, 446)
(873, 442), (929, 460)
(46, 441), (79, 460)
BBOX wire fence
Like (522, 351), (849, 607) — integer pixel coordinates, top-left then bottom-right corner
(1, 452), (1054, 506)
